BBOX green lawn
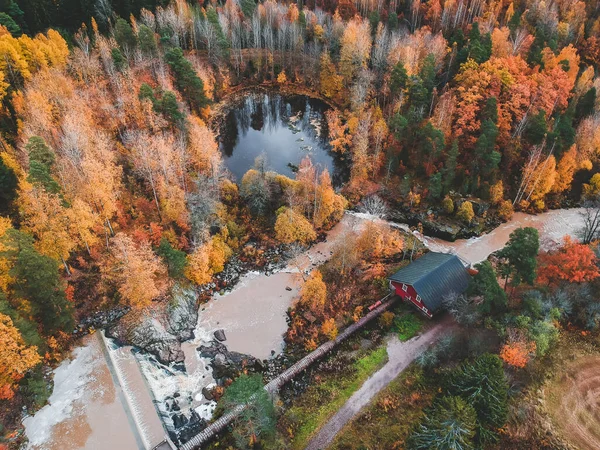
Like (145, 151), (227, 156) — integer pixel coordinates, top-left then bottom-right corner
(281, 345), (389, 449)
(394, 313), (423, 341)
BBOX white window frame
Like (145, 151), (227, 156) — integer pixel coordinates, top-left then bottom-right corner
(416, 294), (421, 302)
(402, 283), (408, 292)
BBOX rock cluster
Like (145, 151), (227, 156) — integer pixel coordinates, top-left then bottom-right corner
(107, 287), (198, 365)
(163, 393), (207, 446)
(197, 340), (263, 382)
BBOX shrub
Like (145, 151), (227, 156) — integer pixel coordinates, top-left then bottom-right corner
(497, 200), (514, 221)
(378, 311), (395, 329)
(441, 195), (454, 214)
(456, 201), (474, 224)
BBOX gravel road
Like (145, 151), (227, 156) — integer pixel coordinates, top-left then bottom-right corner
(304, 318), (454, 450)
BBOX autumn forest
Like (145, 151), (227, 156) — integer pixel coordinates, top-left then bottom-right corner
(0, 0), (599, 447)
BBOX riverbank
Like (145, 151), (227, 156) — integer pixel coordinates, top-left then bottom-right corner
(20, 207), (587, 449)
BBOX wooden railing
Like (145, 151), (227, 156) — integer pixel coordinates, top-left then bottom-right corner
(180, 294), (396, 450)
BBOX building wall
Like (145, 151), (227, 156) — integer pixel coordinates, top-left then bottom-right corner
(390, 281), (433, 318)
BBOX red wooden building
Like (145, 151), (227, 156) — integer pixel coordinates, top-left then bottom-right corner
(388, 252), (471, 318)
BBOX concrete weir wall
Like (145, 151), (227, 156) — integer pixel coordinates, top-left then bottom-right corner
(97, 331), (170, 450)
(181, 294), (396, 450)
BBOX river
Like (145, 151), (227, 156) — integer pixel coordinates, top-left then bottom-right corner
(422, 208), (585, 264)
(22, 208), (586, 449)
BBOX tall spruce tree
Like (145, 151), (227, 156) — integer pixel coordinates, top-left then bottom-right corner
(2, 229), (74, 334)
(165, 47), (209, 113)
(408, 396), (477, 450)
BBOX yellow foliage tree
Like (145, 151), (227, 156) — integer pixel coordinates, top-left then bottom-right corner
(0, 216), (13, 290)
(277, 70), (287, 84)
(356, 221), (404, 260)
(583, 173), (600, 200)
(319, 52), (342, 99)
(185, 237), (232, 285)
(313, 169), (346, 229)
(552, 146), (577, 193)
(339, 17), (372, 81)
(456, 201), (474, 224)
(0, 26), (68, 102)
(489, 180), (504, 204)
(208, 236), (232, 274)
(0, 313), (41, 400)
(526, 155), (557, 203)
(185, 243), (212, 285)
(18, 182), (76, 266)
(274, 207), (316, 244)
(498, 200), (514, 221)
(321, 317), (338, 340)
(300, 270), (327, 314)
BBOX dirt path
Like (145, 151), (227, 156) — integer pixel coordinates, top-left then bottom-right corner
(304, 318), (454, 450)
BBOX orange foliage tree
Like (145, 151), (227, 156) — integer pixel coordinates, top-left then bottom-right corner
(104, 233), (168, 309)
(537, 237), (600, 285)
(0, 313), (41, 399)
(499, 339), (536, 369)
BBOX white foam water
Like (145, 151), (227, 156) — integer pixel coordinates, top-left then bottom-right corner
(23, 343), (99, 448)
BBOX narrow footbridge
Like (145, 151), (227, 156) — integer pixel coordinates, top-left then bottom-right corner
(180, 294), (396, 450)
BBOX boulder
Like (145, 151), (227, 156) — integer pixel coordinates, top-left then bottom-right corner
(171, 413), (189, 429)
(198, 341), (260, 381)
(202, 386), (214, 401)
(214, 329), (227, 342)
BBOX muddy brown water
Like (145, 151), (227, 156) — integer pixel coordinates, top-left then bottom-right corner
(422, 208), (585, 264)
(23, 208), (587, 449)
(23, 335), (140, 450)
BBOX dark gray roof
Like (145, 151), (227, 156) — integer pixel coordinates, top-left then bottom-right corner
(389, 252), (470, 313)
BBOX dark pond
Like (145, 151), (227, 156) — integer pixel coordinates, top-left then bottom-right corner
(218, 92), (347, 186)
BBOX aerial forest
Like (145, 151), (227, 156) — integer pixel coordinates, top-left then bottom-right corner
(0, 0), (599, 446)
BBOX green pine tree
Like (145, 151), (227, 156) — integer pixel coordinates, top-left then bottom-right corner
(157, 238), (187, 278)
(442, 139), (459, 193)
(137, 24), (157, 57)
(467, 261), (507, 314)
(447, 354), (509, 447)
(114, 17), (137, 53)
(497, 227), (539, 290)
(0, 154), (17, 214)
(2, 229), (74, 334)
(408, 396), (477, 450)
(219, 374), (276, 449)
(165, 47), (210, 113)
(389, 62), (408, 97)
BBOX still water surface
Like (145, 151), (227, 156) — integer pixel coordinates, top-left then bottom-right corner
(219, 92), (345, 185)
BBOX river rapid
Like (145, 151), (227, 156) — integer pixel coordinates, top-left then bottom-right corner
(22, 208), (586, 449)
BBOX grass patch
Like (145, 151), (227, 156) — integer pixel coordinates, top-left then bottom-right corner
(330, 365), (433, 450)
(394, 313), (423, 341)
(281, 345), (388, 449)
